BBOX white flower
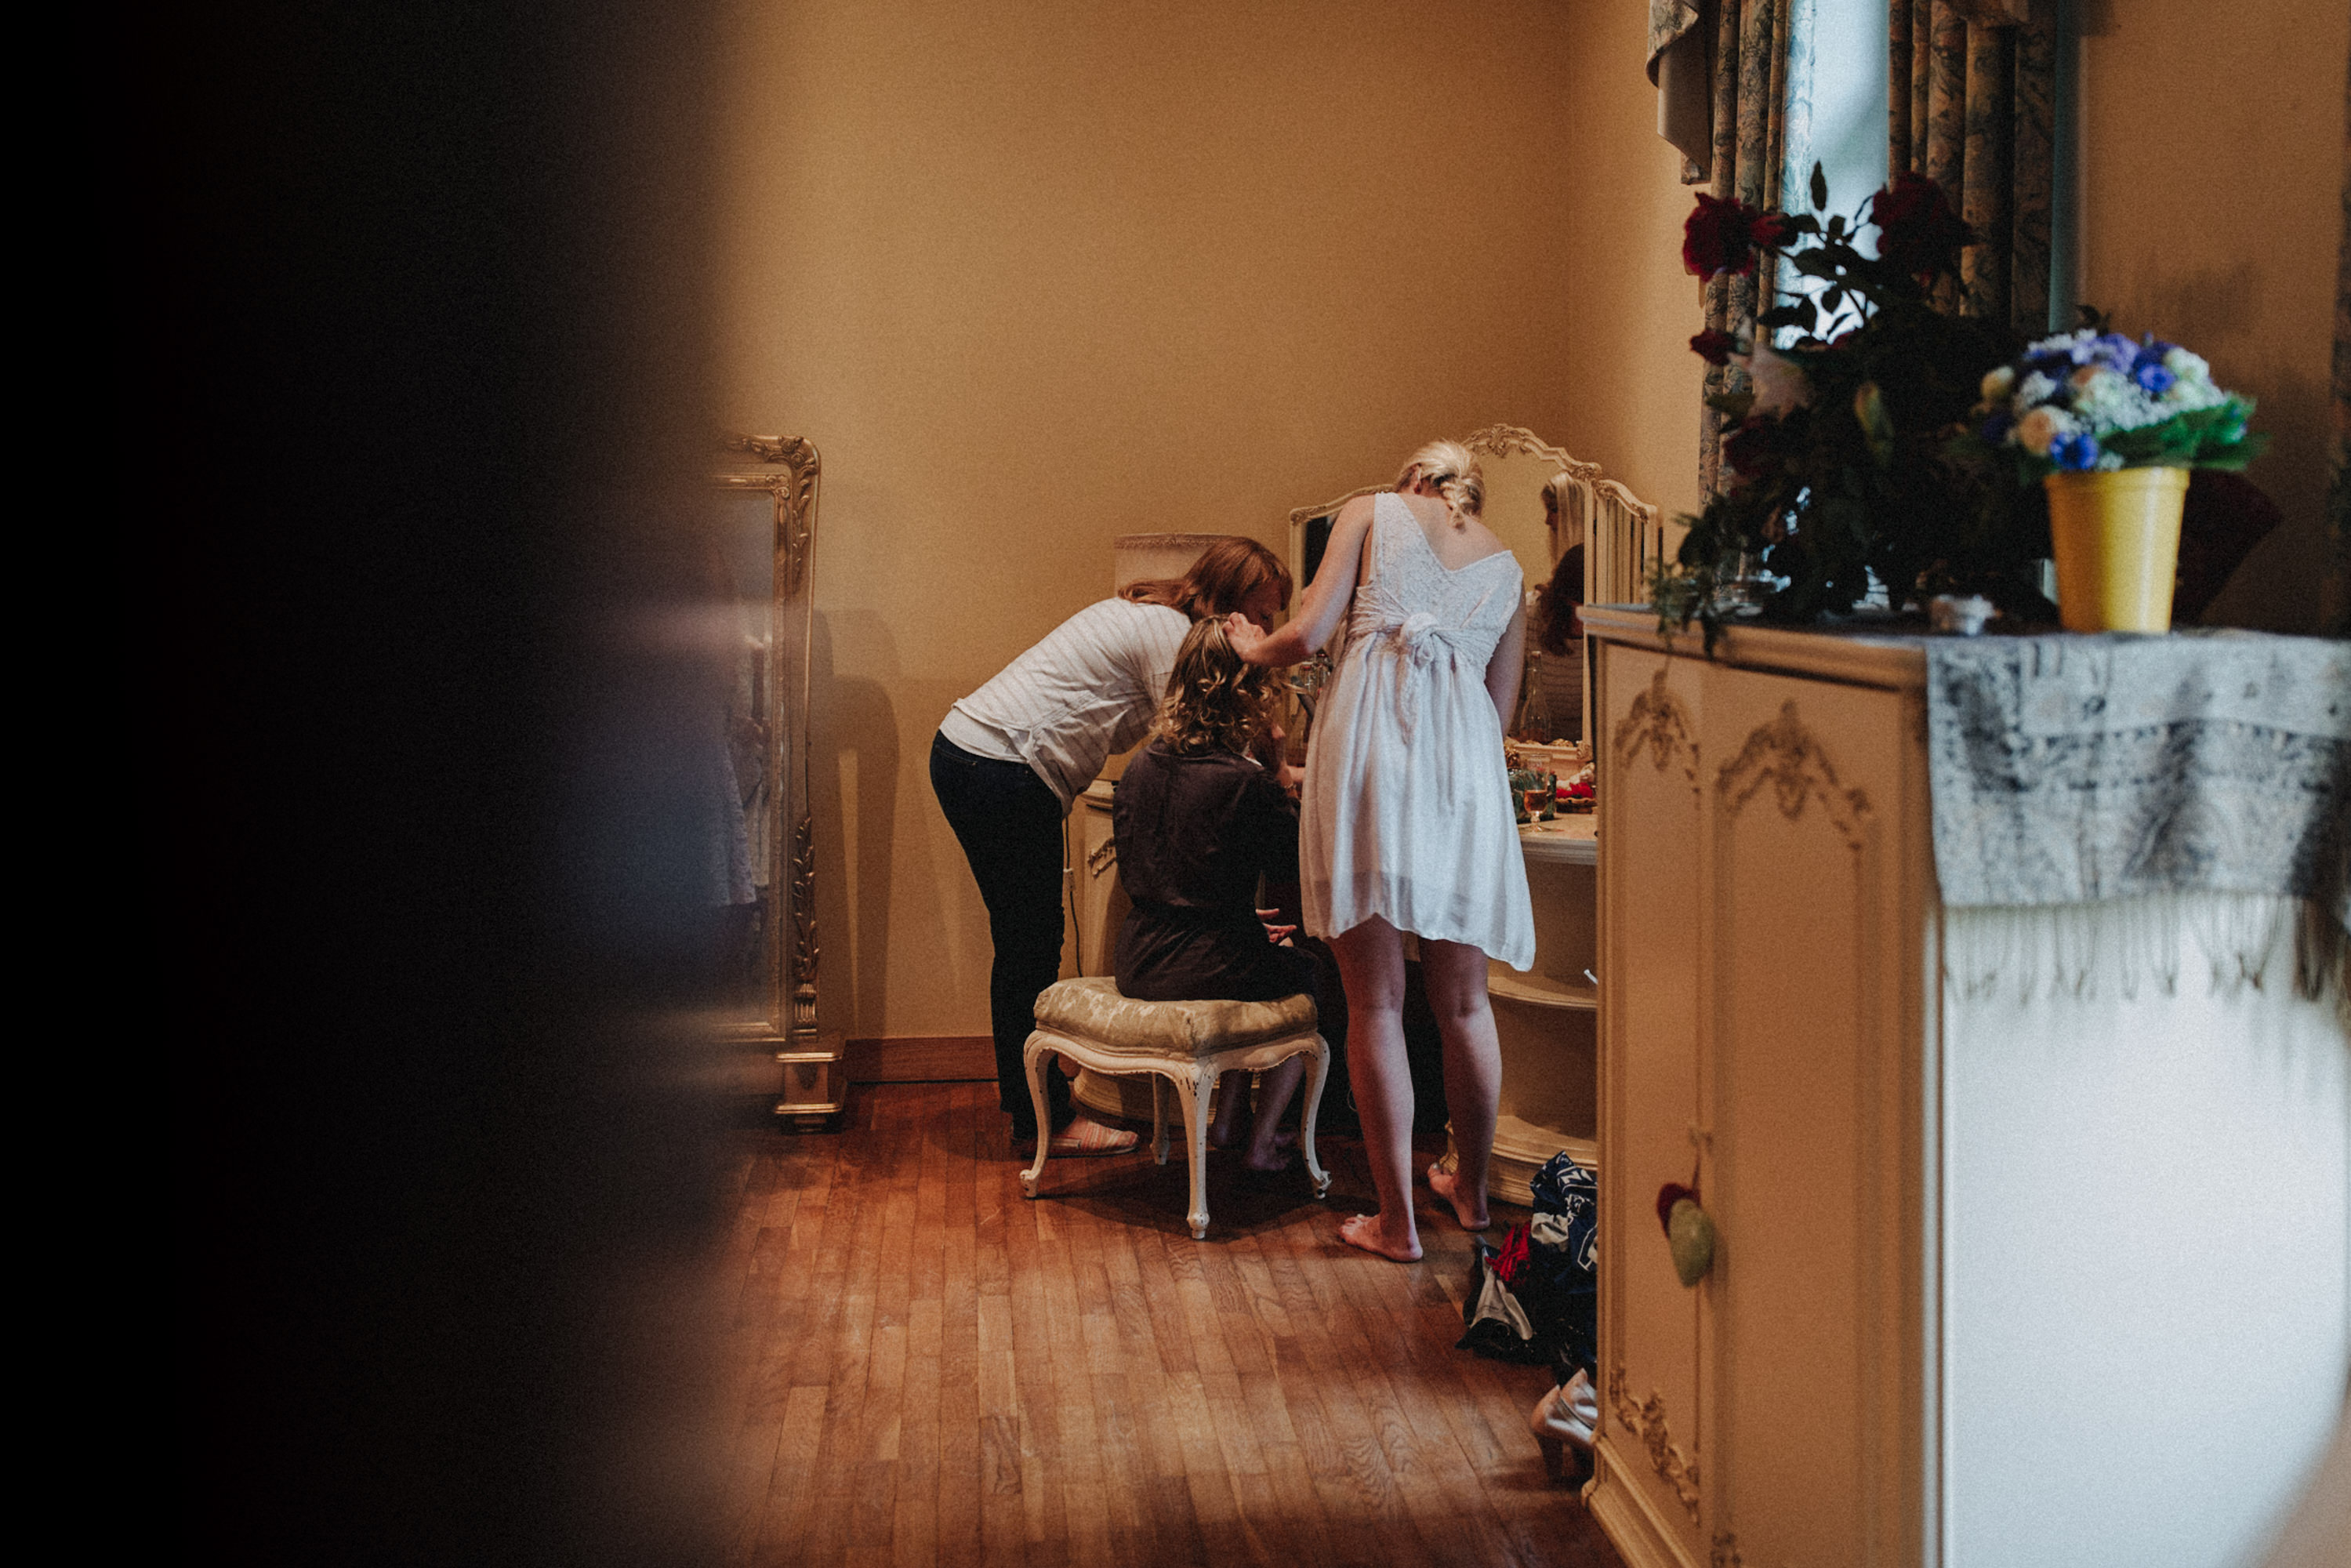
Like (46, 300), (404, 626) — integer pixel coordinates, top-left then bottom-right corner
(2092, 451), (2125, 472)
(2025, 328), (2091, 358)
(2015, 406), (2075, 456)
(2015, 370), (2059, 410)
(1736, 343), (1814, 419)
(2069, 367), (2158, 432)
(2163, 347), (2211, 386)
(1979, 365), (2015, 405)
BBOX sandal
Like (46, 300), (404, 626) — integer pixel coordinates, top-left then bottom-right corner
(1047, 1117), (1140, 1157)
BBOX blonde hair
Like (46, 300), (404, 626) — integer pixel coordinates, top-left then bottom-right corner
(1149, 618), (1276, 757)
(1395, 439), (1485, 521)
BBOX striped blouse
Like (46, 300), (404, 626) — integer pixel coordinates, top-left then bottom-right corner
(941, 598), (1192, 811)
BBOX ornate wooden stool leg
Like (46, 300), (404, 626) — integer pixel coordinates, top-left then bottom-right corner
(1019, 1033), (1054, 1198)
(1174, 1066), (1214, 1240)
(1299, 1035), (1333, 1199)
(1152, 1073), (1172, 1165)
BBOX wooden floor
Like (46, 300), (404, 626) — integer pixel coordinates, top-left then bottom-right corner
(718, 1080), (1624, 1568)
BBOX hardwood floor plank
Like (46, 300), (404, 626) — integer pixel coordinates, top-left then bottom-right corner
(718, 1087), (1619, 1568)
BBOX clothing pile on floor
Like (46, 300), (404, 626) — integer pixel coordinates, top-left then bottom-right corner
(1457, 1151), (1597, 1374)
(1458, 1152), (1601, 1472)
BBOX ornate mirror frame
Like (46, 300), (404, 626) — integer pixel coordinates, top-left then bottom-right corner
(1286, 425), (1598, 597)
(714, 433), (837, 1128)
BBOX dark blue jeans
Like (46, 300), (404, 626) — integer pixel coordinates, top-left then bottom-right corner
(929, 731), (1074, 1140)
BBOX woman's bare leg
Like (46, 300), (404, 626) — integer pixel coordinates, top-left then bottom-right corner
(1418, 937), (1500, 1231)
(1329, 917), (1420, 1260)
(1243, 1056), (1305, 1170)
(1208, 1072), (1250, 1148)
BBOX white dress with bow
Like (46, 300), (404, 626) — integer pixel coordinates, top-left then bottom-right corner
(1301, 492), (1536, 969)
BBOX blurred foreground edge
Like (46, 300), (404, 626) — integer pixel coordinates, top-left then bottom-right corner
(148, 5), (732, 1563)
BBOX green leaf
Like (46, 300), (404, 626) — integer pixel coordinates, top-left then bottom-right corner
(1853, 381), (1896, 467)
(1810, 161), (1829, 213)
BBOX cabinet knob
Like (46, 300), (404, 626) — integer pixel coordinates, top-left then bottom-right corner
(1656, 1181), (1718, 1287)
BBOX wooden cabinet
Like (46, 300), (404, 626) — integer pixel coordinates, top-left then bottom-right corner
(1588, 624), (1932, 1566)
(1580, 608), (2349, 1568)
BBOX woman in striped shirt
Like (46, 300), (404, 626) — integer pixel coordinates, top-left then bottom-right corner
(931, 537), (1294, 1156)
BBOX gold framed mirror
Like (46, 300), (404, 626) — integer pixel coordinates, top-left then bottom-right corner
(710, 434), (836, 1127)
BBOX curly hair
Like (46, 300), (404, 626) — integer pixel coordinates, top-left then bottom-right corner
(1149, 617), (1275, 757)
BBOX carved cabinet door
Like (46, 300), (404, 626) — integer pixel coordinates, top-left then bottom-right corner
(1699, 664), (1928, 1568)
(1593, 644), (1710, 1564)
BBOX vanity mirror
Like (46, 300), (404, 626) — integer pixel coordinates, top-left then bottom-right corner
(710, 434), (837, 1127)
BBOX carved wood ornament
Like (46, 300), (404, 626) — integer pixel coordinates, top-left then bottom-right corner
(1715, 700), (1873, 852)
(1611, 665), (1700, 791)
(1607, 1365), (1700, 1522)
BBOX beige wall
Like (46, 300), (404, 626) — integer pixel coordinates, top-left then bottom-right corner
(720, 0), (1599, 1039)
(1555, 2), (1710, 526)
(2077, 0), (2349, 631)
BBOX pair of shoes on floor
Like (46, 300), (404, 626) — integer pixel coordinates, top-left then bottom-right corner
(1531, 1369), (1598, 1481)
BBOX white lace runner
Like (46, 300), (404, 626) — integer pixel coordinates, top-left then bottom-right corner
(1927, 632), (2350, 1011)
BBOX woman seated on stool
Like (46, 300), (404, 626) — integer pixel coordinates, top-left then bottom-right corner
(1112, 617), (1316, 1173)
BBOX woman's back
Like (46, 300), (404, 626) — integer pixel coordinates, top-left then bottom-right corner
(1302, 492), (1534, 970)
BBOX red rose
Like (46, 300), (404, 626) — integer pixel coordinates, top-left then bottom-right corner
(1684, 194), (1798, 279)
(1683, 193), (1754, 278)
(1722, 415), (1782, 481)
(1868, 172), (1975, 282)
(1689, 328), (1738, 365)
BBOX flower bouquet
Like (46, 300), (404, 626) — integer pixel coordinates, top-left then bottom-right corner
(1656, 168), (2039, 643)
(1968, 329), (2262, 630)
(1973, 329), (2262, 477)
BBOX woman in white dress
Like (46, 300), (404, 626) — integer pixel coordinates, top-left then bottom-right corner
(1228, 440), (1534, 1261)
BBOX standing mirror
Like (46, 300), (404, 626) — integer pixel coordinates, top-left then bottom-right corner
(710, 434), (836, 1127)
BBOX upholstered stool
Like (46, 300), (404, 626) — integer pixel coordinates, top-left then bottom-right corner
(1019, 976), (1333, 1239)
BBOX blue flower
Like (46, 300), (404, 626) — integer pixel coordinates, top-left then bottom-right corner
(2051, 432), (2102, 471)
(1978, 410), (2014, 444)
(2130, 342), (2175, 394)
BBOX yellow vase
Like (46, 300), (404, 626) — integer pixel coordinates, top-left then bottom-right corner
(2044, 466), (2190, 633)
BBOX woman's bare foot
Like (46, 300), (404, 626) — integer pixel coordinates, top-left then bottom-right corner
(1337, 1211), (1421, 1261)
(1427, 1164), (1490, 1232)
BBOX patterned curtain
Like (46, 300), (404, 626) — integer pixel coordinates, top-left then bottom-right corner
(1697, 0), (1798, 495)
(1887, 1), (2055, 332)
(1648, 2), (1711, 185)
